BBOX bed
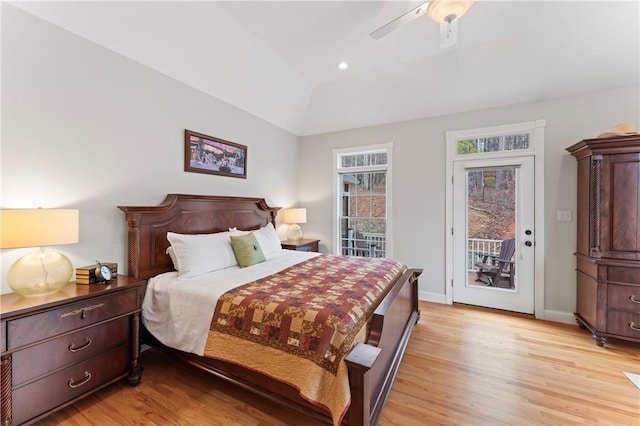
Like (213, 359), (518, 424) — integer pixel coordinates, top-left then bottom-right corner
(118, 194), (422, 426)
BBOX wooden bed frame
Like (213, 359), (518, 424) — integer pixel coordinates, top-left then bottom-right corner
(118, 194), (422, 426)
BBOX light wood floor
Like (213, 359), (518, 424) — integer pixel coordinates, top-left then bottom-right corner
(36, 302), (640, 425)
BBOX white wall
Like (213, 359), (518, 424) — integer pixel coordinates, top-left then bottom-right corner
(0, 5), (300, 293)
(3, 3), (639, 320)
(298, 85), (640, 319)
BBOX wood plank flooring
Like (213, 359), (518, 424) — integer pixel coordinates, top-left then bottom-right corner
(36, 302), (640, 425)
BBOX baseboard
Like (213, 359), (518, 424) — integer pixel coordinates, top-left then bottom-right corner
(541, 309), (577, 325)
(417, 293), (577, 326)
(418, 291), (446, 304)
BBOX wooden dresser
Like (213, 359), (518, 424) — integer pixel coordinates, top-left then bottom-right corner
(566, 135), (640, 346)
(0, 276), (145, 425)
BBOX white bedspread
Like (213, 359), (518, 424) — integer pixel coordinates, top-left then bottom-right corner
(142, 250), (320, 355)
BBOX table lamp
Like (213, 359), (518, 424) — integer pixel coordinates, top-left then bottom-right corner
(1, 209), (79, 297)
(282, 208), (307, 243)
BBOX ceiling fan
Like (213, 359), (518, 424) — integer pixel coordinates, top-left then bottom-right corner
(369, 0), (474, 49)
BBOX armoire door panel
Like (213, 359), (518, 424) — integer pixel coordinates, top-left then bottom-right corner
(601, 153), (640, 260)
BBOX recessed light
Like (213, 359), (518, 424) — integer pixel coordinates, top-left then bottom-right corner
(337, 61), (349, 70)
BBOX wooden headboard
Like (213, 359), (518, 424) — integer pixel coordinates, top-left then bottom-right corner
(118, 194), (280, 280)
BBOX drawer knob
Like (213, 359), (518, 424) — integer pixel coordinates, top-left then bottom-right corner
(630, 322), (640, 332)
(68, 337), (92, 353)
(630, 295), (640, 304)
(68, 371), (92, 388)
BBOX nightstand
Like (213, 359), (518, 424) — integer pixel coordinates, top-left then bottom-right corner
(281, 239), (320, 252)
(0, 275), (145, 425)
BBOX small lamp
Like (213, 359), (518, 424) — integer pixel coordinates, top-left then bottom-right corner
(1, 209), (79, 297)
(282, 208), (307, 243)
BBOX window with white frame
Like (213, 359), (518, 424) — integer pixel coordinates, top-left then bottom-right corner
(334, 143), (392, 258)
(450, 121), (538, 161)
(456, 133), (530, 155)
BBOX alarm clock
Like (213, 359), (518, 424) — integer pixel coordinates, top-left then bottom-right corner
(95, 263), (113, 283)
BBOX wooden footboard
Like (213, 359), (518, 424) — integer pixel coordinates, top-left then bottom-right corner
(345, 268), (421, 426)
(120, 194), (422, 426)
(141, 267), (422, 426)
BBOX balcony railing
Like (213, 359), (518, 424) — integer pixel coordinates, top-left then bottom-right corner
(468, 238), (502, 270)
(340, 235), (500, 265)
(341, 231), (386, 258)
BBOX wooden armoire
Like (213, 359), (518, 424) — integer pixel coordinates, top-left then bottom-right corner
(566, 134), (640, 346)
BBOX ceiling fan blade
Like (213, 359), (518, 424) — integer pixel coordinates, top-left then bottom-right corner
(369, 2), (430, 40)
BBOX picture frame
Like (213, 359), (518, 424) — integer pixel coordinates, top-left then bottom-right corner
(184, 129), (247, 179)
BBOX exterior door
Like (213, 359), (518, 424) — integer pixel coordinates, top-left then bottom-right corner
(333, 144), (393, 258)
(452, 156), (535, 313)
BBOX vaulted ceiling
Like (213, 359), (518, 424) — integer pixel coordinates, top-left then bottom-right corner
(11, 1), (640, 136)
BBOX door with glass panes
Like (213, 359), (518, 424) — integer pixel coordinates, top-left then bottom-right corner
(453, 156), (535, 313)
(447, 122), (543, 315)
(335, 145), (391, 258)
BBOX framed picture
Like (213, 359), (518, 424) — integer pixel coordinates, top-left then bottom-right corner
(184, 129), (247, 179)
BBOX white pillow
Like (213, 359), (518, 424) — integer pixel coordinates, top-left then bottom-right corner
(166, 246), (179, 269)
(230, 223), (282, 258)
(166, 231), (237, 279)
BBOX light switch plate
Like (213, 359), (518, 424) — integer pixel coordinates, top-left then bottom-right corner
(557, 210), (572, 221)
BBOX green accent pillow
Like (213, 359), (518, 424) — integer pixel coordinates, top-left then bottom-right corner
(229, 232), (266, 267)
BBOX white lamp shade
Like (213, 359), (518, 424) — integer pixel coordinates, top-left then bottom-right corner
(427, 0), (474, 23)
(282, 208), (307, 224)
(1, 209), (79, 248)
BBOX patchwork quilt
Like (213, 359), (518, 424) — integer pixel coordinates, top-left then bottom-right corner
(207, 254), (406, 425)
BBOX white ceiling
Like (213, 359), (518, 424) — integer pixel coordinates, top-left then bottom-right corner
(10, 1), (640, 136)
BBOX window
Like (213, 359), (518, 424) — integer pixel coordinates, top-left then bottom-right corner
(457, 134), (530, 155)
(333, 143), (392, 258)
(451, 121), (539, 161)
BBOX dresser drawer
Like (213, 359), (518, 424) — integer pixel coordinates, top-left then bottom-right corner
(7, 289), (137, 350)
(606, 311), (640, 338)
(11, 344), (129, 425)
(12, 315), (130, 386)
(607, 284), (640, 312)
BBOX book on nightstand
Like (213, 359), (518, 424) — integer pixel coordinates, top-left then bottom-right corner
(75, 262), (118, 284)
